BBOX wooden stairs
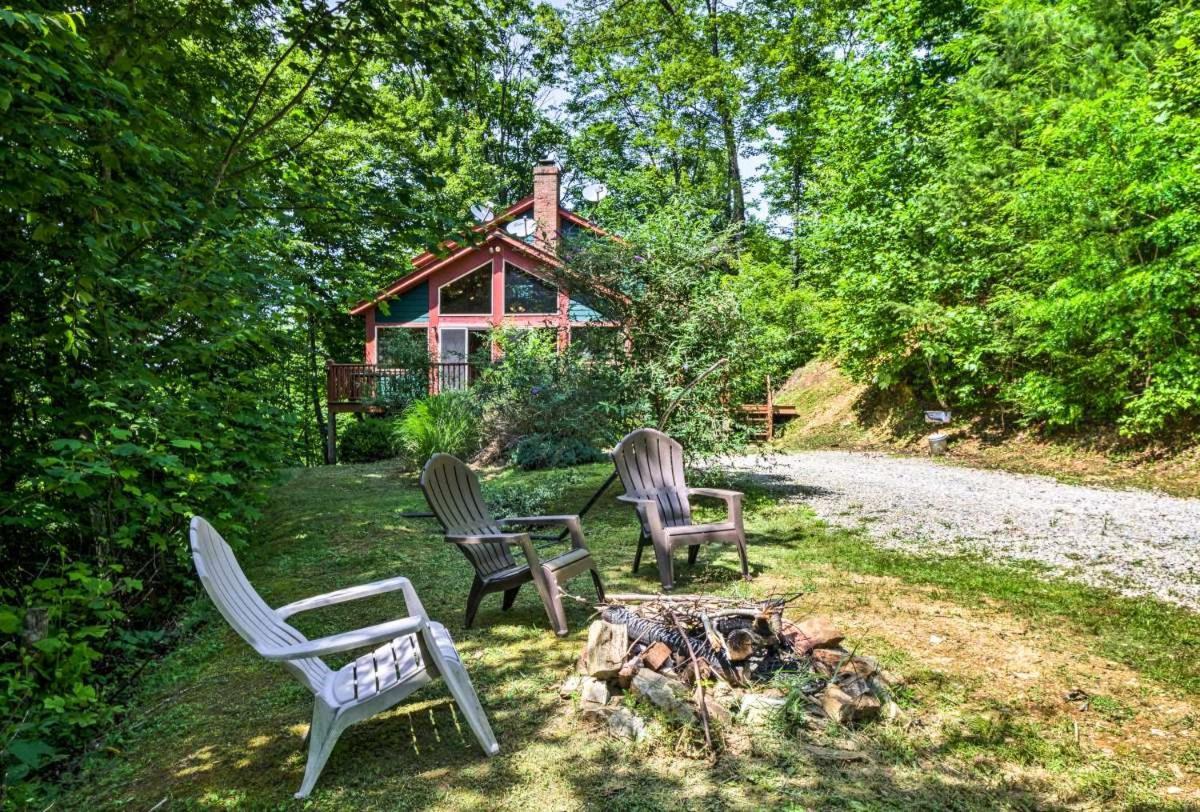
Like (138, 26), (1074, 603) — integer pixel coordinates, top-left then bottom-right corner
(738, 375), (798, 441)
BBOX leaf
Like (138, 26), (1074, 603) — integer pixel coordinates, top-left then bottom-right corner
(7, 739), (57, 769)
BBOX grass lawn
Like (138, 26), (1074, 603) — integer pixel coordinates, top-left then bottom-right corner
(62, 462), (1200, 810)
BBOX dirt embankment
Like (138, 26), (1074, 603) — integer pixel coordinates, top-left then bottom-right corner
(771, 360), (1200, 498)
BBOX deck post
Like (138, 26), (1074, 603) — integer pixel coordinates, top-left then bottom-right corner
(326, 410), (337, 465)
(765, 375), (774, 442)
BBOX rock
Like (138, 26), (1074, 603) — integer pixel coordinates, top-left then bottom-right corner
(607, 708), (648, 742)
(785, 617), (844, 653)
(580, 676), (610, 712)
(585, 620), (629, 680)
(580, 677), (613, 721)
(631, 669), (694, 722)
(820, 683), (881, 725)
(809, 648), (849, 676)
(616, 656), (641, 690)
(559, 675), (584, 698)
(737, 693), (787, 727)
(703, 695), (733, 726)
(642, 641), (673, 672)
(836, 675), (874, 699)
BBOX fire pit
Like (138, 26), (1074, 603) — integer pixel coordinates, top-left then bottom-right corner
(561, 593), (897, 749)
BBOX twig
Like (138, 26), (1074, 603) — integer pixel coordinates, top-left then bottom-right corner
(668, 609), (713, 754)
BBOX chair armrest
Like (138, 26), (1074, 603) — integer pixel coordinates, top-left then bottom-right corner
(276, 576), (427, 621)
(615, 494), (666, 536)
(687, 487), (743, 502)
(500, 515), (586, 550)
(447, 532), (530, 546)
(499, 515), (579, 527)
(260, 616), (427, 661)
(687, 487), (743, 526)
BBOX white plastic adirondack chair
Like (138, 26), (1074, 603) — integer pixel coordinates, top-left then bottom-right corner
(189, 516), (499, 799)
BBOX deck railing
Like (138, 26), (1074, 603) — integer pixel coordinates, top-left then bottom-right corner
(326, 361), (484, 407)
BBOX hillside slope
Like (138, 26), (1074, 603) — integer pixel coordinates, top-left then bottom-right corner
(772, 360), (1200, 497)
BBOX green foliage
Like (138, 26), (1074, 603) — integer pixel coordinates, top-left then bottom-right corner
(392, 391), (481, 464)
(512, 435), (607, 470)
(339, 419), (397, 464)
(481, 468), (586, 517)
(0, 0), (554, 799)
(779, 0), (1200, 438)
(475, 327), (639, 467)
(555, 206), (753, 456)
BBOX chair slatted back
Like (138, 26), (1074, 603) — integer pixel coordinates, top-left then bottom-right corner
(190, 517), (331, 693)
(420, 454), (518, 577)
(612, 428), (693, 528)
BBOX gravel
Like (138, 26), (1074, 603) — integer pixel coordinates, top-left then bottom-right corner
(722, 451), (1200, 611)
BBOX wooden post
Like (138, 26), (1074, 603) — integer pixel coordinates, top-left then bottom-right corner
(326, 410), (337, 465)
(765, 374), (774, 442)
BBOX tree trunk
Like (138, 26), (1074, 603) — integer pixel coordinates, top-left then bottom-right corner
(309, 313), (330, 464)
(721, 108), (745, 228)
(707, 0), (744, 229)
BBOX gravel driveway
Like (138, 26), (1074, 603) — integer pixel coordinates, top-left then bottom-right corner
(723, 451), (1200, 611)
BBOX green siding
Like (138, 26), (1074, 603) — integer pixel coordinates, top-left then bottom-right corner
(568, 295), (606, 322)
(377, 281), (429, 324)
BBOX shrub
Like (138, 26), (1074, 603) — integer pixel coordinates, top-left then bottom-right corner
(392, 391), (480, 464)
(474, 328), (641, 469)
(482, 468), (586, 518)
(338, 419), (396, 463)
(512, 434), (606, 470)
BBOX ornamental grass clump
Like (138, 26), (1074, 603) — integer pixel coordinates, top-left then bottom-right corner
(392, 390), (481, 464)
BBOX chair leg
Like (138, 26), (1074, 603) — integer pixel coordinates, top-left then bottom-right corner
(501, 585), (520, 611)
(653, 539), (675, 591)
(687, 543), (700, 566)
(632, 530), (647, 574)
(525, 565), (566, 636)
(296, 701), (341, 799)
(735, 532), (750, 580)
(438, 654), (500, 757)
(545, 568), (570, 637)
(465, 576), (486, 628)
(590, 568), (606, 602)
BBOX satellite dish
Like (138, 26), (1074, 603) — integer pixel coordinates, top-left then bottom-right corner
(582, 183), (608, 203)
(470, 202), (495, 223)
(506, 217), (536, 238)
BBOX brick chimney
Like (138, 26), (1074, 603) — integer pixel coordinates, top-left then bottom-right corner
(532, 158), (560, 254)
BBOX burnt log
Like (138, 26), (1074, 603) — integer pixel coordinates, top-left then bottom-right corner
(603, 605), (736, 681)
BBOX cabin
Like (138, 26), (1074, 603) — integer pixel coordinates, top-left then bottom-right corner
(325, 160), (617, 460)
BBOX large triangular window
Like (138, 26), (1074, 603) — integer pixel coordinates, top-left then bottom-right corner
(504, 263), (558, 314)
(439, 263), (491, 314)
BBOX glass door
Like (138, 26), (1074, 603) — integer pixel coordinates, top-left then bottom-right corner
(439, 327), (468, 390)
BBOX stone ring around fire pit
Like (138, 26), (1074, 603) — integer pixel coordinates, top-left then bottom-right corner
(560, 593), (898, 745)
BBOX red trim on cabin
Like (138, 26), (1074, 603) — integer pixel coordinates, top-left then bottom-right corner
(408, 197), (534, 269)
(365, 308), (376, 363)
(350, 203), (608, 316)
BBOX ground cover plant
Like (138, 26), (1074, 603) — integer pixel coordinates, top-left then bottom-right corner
(56, 462), (1200, 810)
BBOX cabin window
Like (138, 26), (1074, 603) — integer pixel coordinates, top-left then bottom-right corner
(377, 327), (427, 367)
(440, 264), (492, 314)
(504, 263), (558, 315)
(438, 328), (490, 389)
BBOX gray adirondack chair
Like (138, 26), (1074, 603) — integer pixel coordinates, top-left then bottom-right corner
(419, 453), (604, 637)
(611, 428), (749, 591)
(189, 516), (499, 799)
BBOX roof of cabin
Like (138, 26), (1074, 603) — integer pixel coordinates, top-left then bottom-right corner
(349, 197), (612, 316)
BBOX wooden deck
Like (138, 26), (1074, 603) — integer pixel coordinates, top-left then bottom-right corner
(324, 361), (484, 462)
(326, 361), (482, 413)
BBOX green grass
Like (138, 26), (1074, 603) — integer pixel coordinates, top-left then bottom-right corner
(59, 462), (1200, 810)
